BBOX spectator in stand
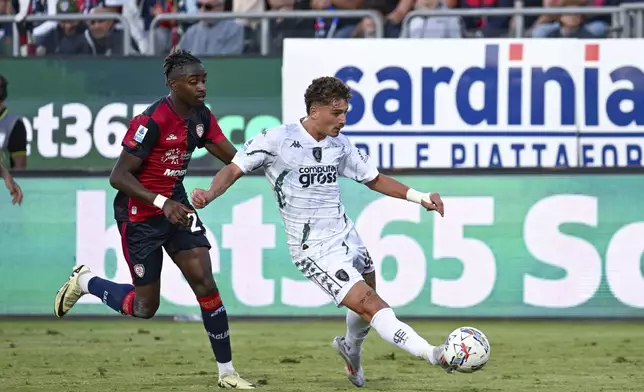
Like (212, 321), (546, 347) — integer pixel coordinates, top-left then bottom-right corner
(233, 0), (265, 27)
(0, 0), (14, 55)
(99, 0), (148, 53)
(445, 0), (496, 36)
(405, 0), (462, 37)
(177, 0), (243, 55)
(310, 0), (357, 38)
(30, 0), (146, 54)
(312, 0), (413, 38)
(265, 0), (314, 54)
(31, 0), (79, 41)
(145, 0), (189, 55)
(34, 0), (90, 55)
(347, 0), (409, 37)
(11, 0), (48, 55)
(483, 0), (542, 37)
(84, 5), (130, 54)
(531, 0), (615, 37)
(231, 0), (266, 53)
(544, 0), (604, 37)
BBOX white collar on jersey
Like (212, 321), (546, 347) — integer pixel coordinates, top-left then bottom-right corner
(298, 117), (326, 145)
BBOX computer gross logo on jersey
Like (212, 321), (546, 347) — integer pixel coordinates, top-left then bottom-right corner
(299, 166), (338, 188)
(282, 39), (644, 168)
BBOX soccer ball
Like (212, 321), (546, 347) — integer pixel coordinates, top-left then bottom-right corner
(441, 326), (491, 373)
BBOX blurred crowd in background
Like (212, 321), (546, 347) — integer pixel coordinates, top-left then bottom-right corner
(0, 0), (636, 57)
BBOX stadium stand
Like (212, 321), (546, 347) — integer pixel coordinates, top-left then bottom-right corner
(0, 0), (641, 57)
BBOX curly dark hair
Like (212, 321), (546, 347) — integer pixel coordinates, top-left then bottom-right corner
(163, 49), (201, 82)
(304, 77), (352, 114)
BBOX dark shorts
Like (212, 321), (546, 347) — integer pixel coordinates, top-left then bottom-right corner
(116, 212), (210, 286)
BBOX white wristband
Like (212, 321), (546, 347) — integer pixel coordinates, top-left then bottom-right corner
(406, 188), (429, 205)
(153, 194), (168, 209)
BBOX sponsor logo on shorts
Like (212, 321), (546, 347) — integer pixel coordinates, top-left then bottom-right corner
(133, 264), (145, 278)
(335, 269), (350, 282)
(164, 168), (187, 176)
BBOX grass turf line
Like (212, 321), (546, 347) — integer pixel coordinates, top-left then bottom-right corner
(1, 320), (643, 391)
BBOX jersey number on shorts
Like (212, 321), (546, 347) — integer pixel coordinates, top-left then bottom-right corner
(187, 213), (204, 233)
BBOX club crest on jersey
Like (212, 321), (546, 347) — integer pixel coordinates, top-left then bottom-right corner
(133, 264), (145, 278)
(313, 147), (322, 162)
(196, 124), (204, 138)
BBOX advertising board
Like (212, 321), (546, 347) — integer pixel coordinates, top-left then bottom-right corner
(283, 39), (644, 168)
(2, 174), (643, 317)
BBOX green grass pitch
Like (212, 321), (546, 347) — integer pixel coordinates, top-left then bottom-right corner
(1, 319), (643, 391)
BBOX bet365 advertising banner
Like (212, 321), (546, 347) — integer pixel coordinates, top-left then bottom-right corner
(0, 58), (281, 170)
(1, 174), (644, 317)
(283, 39), (644, 168)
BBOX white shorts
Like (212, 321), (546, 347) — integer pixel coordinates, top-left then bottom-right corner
(291, 227), (375, 307)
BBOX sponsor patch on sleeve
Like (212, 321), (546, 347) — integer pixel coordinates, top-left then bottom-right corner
(134, 125), (148, 143)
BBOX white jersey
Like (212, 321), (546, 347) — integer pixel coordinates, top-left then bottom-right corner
(231, 121), (379, 254)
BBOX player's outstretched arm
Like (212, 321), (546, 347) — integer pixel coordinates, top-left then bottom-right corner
(204, 139), (237, 164)
(365, 174), (444, 217)
(339, 140), (444, 216)
(191, 163), (245, 209)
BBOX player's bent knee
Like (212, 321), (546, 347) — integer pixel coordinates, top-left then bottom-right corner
(186, 268), (217, 297)
(360, 294), (389, 321)
(132, 298), (160, 319)
(190, 278), (218, 299)
(341, 280), (388, 321)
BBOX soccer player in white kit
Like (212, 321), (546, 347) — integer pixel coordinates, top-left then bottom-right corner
(191, 77), (451, 386)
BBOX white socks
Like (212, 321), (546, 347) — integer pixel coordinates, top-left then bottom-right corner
(217, 361), (235, 376)
(78, 272), (97, 294)
(370, 308), (436, 363)
(345, 310), (371, 355)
